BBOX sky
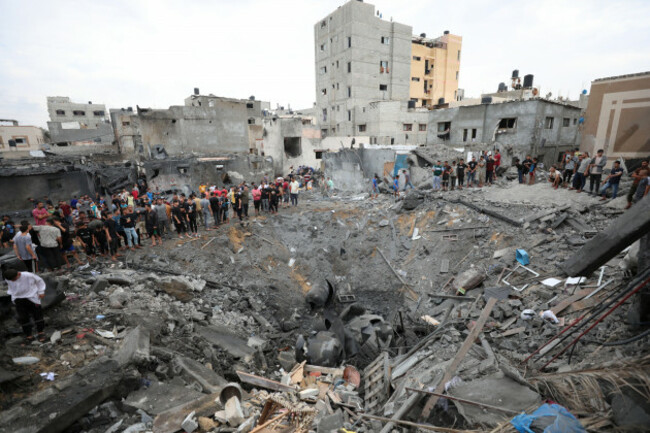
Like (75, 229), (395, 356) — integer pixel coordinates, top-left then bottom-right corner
(1, 0), (649, 128)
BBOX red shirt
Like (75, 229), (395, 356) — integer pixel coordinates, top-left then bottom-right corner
(60, 204), (72, 216)
(32, 208), (49, 225)
(131, 189), (139, 200)
(283, 181), (289, 191)
(494, 153), (501, 166)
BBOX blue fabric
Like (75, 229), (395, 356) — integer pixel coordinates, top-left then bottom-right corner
(393, 154), (408, 178)
(511, 403), (585, 433)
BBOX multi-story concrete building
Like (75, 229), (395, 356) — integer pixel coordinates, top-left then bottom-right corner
(314, 0), (413, 137)
(410, 32), (462, 108)
(46, 96), (115, 146)
(0, 119), (45, 153)
(581, 71), (650, 163)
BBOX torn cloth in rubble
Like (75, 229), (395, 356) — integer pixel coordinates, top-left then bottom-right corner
(511, 403), (585, 433)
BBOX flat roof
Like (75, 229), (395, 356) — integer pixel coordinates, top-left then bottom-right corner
(593, 71), (650, 83)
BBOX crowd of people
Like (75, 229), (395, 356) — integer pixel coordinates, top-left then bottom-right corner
(0, 174), (307, 275)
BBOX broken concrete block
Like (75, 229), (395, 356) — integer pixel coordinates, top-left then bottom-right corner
(197, 325), (255, 361)
(153, 392), (221, 433)
(277, 350), (296, 371)
(317, 409), (344, 433)
(124, 382), (204, 415)
(159, 278), (194, 302)
(493, 248), (512, 260)
(60, 351), (85, 367)
(174, 356), (227, 394)
(113, 325), (150, 366)
(181, 410), (198, 433)
(92, 278), (110, 293)
(225, 396), (245, 427)
(50, 330), (62, 344)
(299, 388), (319, 400)
(237, 415), (256, 433)
(214, 410), (227, 424)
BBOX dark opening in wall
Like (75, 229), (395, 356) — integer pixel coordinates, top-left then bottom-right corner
(498, 118), (517, 129)
(315, 151), (323, 159)
(283, 137), (302, 158)
(246, 102), (254, 109)
(171, 119), (177, 124)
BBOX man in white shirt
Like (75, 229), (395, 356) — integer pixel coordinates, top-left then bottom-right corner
(3, 268), (46, 343)
(290, 178), (300, 206)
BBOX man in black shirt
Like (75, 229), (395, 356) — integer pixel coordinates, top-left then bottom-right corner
(261, 187), (270, 213)
(209, 193), (221, 227)
(467, 157), (478, 187)
(171, 201), (188, 239)
(144, 203), (161, 246)
(120, 207), (141, 250)
(103, 211), (120, 261)
(184, 196), (198, 237)
(456, 159), (467, 190)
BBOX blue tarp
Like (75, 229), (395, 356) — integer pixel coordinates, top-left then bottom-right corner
(393, 154), (408, 178)
(511, 403), (585, 433)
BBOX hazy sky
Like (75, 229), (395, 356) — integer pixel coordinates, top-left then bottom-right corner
(1, 0), (649, 128)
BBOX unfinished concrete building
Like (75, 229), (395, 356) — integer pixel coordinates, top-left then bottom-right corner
(426, 99), (582, 167)
(0, 119), (45, 155)
(581, 71), (650, 164)
(46, 96), (115, 147)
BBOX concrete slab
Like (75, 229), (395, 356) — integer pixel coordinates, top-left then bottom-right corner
(153, 392), (221, 433)
(113, 325), (150, 366)
(196, 325), (255, 361)
(174, 356), (227, 394)
(124, 382), (204, 415)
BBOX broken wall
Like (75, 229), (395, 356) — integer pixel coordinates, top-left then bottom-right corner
(0, 171), (94, 211)
(323, 149), (367, 192)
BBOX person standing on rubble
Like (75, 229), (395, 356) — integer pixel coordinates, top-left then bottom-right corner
(32, 202), (49, 226)
(403, 169), (415, 190)
(562, 149), (578, 187)
(528, 157), (538, 185)
(120, 207), (141, 249)
(477, 156), (486, 187)
(171, 200), (188, 239)
(599, 160), (624, 201)
(442, 161), (451, 191)
(467, 157), (478, 187)
(3, 268), (47, 344)
(252, 185), (262, 216)
(571, 152), (590, 192)
(432, 161), (443, 190)
(456, 159), (466, 189)
(103, 211), (120, 261)
(494, 150), (502, 178)
(200, 193), (211, 230)
(241, 187), (250, 219)
(209, 192), (221, 226)
(13, 221), (37, 272)
(371, 174), (380, 199)
(33, 219), (63, 271)
(450, 161), (457, 190)
(625, 160), (649, 209)
(586, 149), (607, 195)
(290, 177), (300, 206)
(486, 155), (496, 185)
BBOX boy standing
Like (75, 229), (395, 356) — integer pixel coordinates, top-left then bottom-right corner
(3, 268), (46, 344)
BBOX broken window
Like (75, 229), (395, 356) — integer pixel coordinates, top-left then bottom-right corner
(284, 137), (302, 157)
(498, 118), (517, 129)
(315, 151), (323, 159)
(246, 102), (254, 109)
(437, 122), (451, 140)
(379, 84), (388, 91)
(358, 124), (367, 133)
(321, 88), (327, 96)
(391, 137), (395, 144)
(381, 36), (390, 45)
(380, 60), (389, 73)
(411, 77), (420, 82)
(14, 137), (27, 145)
(56, 109), (65, 116)
(573, 118), (577, 125)
(321, 20), (327, 29)
(320, 43), (327, 51)
(463, 129), (468, 142)
(413, 56), (421, 61)
(208, 100), (215, 107)
(545, 117), (554, 129)
(248, 118), (255, 125)
(562, 118), (570, 127)
(177, 167), (188, 174)
(93, 110), (105, 116)
(472, 128), (477, 139)
(122, 121), (131, 126)
(73, 110), (85, 116)
(419, 124), (427, 132)
(403, 123), (413, 131)
(321, 129), (328, 138)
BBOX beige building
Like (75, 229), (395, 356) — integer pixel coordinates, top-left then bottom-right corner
(0, 120), (45, 152)
(409, 32), (462, 108)
(581, 71), (650, 162)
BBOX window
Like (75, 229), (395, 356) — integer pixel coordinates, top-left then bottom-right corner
(381, 36), (390, 45)
(545, 117), (554, 129)
(358, 124), (367, 132)
(498, 118), (517, 129)
(437, 122), (451, 133)
(380, 60), (389, 73)
(246, 102), (254, 108)
(463, 129), (468, 142)
(322, 108), (327, 122)
(315, 151), (323, 159)
(411, 77), (420, 82)
(122, 121), (131, 127)
(379, 84), (388, 91)
(347, 110), (351, 121)
(391, 137), (395, 144)
(73, 110), (86, 116)
(337, 105), (340, 112)
(208, 100), (215, 107)
(321, 129), (328, 137)
(413, 56), (421, 61)
(336, 83), (339, 90)
(14, 137), (27, 145)
(347, 36), (351, 48)
(347, 86), (352, 97)
(419, 124), (427, 132)
(93, 110), (105, 116)
(320, 20), (326, 29)
(562, 118), (570, 127)
(336, 60), (339, 68)
(403, 123), (413, 131)
(573, 118), (577, 125)
(331, 128), (336, 133)
(457, 50), (461, 61)
(56, 109), (65, 116)
(347, 62), (351, 73)
(320, 43), (327, 51)
(321, 88), (327, 96)
(472, 129), (477, 139)
(320, 66), (327, 75)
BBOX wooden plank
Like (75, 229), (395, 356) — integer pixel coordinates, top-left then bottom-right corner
(551, 289), (593, 315)
(304, 365), (344, 376)
(420, 297), (498, 419)
(499, 326), (525, 337)
(236, 371), (295, 392)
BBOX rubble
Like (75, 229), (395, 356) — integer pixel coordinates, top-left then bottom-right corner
(1, 179), (649, 433)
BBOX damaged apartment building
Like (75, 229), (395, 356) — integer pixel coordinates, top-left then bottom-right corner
(46, 97), (115, 148)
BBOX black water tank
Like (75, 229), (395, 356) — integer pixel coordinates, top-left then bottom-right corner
(481, 96), (493, 104)
(249, 95), (255, 100)
(438, 98), (445, 105)
(194, 87), (200, 95)
(512, 69), (519, 78)
(498, 82), (507, 92)
(444, 30), (450, 34)
(407, 100), (416, 109)
(523, 74), (534, 88)
(420, 33), (426, 38)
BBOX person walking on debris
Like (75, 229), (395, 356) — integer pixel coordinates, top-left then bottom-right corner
(393, 176), (399, 196)
(403, 169), (414, 190)
(625, 160), (649, 209)
(75, 221), (95, 262)
(3, 268), (47, 345)
(599, 160), (624, 201)
(13, 221), (37, 272)
(33, 219), (63, 271)
(586, 149), (607, 195)
(432, 160), (443, 190)
(290, 177), (300, 206)
(371, 174), (379, 199)
(120, 207), (142, 249)
(326, 177), (334, 197)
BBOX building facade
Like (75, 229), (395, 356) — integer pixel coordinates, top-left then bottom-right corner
(0, 120), (45, 153)
(426, 99), (582, 167)
(46, 96), (115, 146)
(581, 71), (650, 162)
(410, 32), (462, 108)
(314, 0), (413, 137)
